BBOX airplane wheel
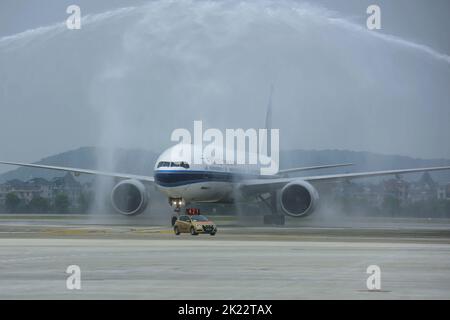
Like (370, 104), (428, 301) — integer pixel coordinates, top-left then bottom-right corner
(190, 227), (198, 236)
(174, 226), (180, 235)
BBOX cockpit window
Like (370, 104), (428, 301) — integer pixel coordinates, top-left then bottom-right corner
(181, 161), (189, 169)
(157, 161), (189, 169)
(157, 161), (171, 168)
(170, 161), (190, 169)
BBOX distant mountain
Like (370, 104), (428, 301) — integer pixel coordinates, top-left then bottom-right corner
(0, 147), (160, 183)
(1, 147), (450, 183)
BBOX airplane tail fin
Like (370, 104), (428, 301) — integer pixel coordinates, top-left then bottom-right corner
(262, 84), (274, 156)
(265, 84), (274, 131)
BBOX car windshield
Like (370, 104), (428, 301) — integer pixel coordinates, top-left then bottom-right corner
(191, 215), (208, 222)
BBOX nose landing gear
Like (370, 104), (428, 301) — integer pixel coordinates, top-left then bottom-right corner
(171, 215), (178, 226)
(169, 197), (185, 226)
(169, 197), (185, 212)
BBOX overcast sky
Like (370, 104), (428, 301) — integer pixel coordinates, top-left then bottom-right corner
(0, 0), (449, 174)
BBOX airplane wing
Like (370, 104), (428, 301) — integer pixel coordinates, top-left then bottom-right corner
(241, 166), (450, 194)
(0, 161), (154, 182)
(277, 163), (353, 175)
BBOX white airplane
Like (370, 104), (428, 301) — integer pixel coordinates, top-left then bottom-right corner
(0, 144), (450, 224)
(1, 143), (450, 225)
(1, 101), (450, 225)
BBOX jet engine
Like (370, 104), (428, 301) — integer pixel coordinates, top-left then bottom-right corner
(111, 179), (149, 215)
(280, 180), (319, 217)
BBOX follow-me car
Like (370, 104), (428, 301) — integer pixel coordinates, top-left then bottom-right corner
(174, 213), (217, 236)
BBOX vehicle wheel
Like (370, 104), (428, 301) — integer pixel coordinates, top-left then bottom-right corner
(174, 226), (180, 235)
(190, 227), (198, 236)
(210, 231), (216, 236)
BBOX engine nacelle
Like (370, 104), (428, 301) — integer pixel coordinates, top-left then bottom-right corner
(280, 180), (319, 217)
(111, 179), (149, 215)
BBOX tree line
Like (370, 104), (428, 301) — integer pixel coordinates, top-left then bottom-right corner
(0, 192), (94, 214)
(332, 194), (450, 218)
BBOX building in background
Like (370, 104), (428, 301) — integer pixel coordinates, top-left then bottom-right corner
(437, 183), (450, 201)
(0, 172), (86, 210)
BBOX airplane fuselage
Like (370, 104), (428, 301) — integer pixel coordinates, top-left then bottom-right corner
(153, 143), (267, 203)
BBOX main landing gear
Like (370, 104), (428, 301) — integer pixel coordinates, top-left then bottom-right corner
(259, 191), (285, 226)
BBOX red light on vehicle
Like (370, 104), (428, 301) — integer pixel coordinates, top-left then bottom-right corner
(186, 208), (200, 215)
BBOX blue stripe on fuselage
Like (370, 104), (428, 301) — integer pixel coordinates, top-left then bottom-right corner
(154, 170), (259, 187)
